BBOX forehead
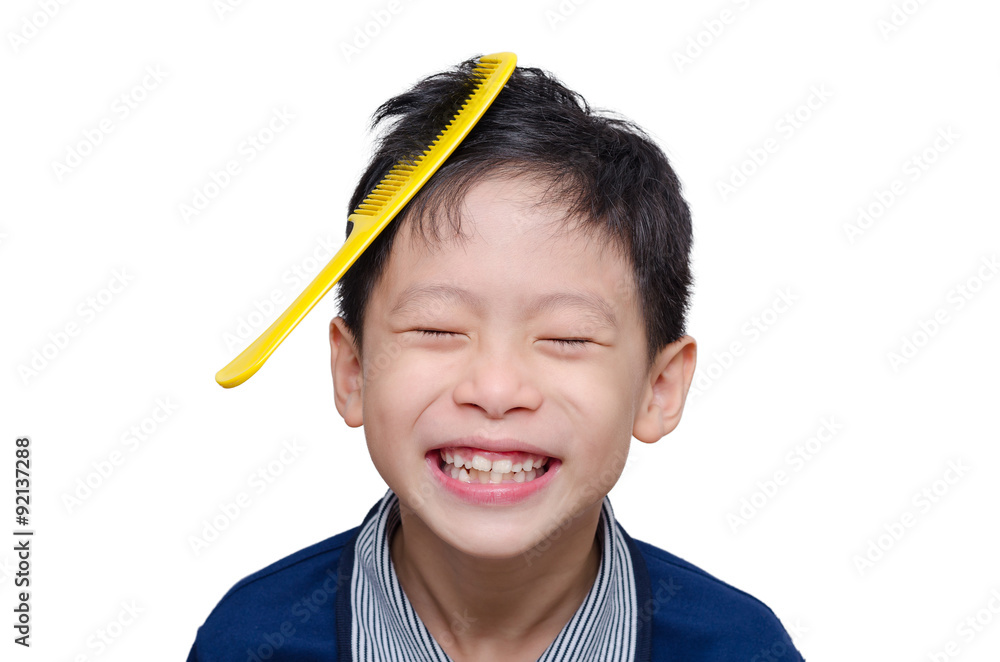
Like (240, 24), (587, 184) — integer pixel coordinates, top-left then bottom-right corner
(370, 175), (638, 325)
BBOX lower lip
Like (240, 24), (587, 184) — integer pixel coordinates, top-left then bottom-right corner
(426, 451), (561, 507)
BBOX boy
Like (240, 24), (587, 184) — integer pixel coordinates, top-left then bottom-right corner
(187, 55), (805, 661)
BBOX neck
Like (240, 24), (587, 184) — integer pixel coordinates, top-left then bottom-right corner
(390, 499), (603, 660)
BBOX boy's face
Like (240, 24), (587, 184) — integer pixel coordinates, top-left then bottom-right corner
(330, 174), (696, 560)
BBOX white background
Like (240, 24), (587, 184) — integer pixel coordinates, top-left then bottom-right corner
(2, 0), (998, 660)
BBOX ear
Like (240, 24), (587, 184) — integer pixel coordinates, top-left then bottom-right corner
(329, 316), (364, 428)
(632, 335), (697, 444)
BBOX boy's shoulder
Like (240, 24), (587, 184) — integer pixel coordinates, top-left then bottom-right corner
(217, 524), (358, 601)
(628, 534), (804, 660)
(188, 507), (805, 661)
(187, 524), (360, 662)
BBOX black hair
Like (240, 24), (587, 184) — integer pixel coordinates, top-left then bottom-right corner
(334, 54), (693, 374)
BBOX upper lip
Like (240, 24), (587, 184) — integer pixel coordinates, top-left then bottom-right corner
(434, 437), (556, 459)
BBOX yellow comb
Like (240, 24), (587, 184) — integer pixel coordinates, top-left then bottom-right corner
(216, 52), (517, 388)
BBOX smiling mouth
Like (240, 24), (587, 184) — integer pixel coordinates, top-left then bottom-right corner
(436, 447), (550, 484)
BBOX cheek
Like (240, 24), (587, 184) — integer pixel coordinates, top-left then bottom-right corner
(577, 402), (632, 452)
(362, 347), (448, 420)
(566, 380), (635, 466)
(366, 337), (461, 389)
(557, 363), (629, 419)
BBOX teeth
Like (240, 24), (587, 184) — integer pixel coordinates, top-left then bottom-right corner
(439, 449), (551, 484)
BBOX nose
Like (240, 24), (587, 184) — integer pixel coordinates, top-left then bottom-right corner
(451, 341), (542, 418)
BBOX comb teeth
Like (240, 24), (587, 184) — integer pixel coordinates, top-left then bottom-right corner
(214, 54), (514, 389)
(351, 58), (505, 217)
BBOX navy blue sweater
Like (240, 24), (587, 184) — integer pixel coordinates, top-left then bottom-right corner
(187, 492), (804, 661)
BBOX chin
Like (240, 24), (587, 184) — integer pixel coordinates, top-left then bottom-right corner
(445, 534), (539, 561)
(422, 513), (547, 561)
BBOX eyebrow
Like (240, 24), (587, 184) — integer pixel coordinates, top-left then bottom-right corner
(388, 283), (619, 331)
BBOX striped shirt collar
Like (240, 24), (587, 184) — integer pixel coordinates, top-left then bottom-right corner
(341, 488), (643, 662)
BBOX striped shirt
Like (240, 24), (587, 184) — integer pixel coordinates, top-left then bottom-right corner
(347, 488), (638, 661)
(188, 489), (805, 661)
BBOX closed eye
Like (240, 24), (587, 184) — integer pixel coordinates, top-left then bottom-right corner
(413, 330), (591, 347)
(415, 329), (455, 338)
(550, 338), (590, 347)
